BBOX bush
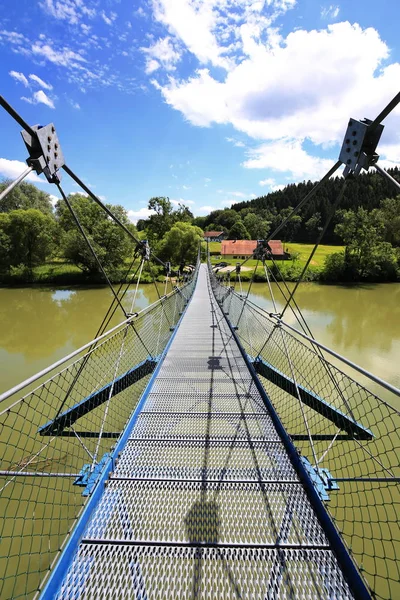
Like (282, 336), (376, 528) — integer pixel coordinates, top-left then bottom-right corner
(321, 246), (399, 282)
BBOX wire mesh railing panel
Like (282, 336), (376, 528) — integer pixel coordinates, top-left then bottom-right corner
(0, 272), (198, 600)
(209, 265), (400, 600)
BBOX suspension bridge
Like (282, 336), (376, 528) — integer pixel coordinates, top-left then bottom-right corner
(0, 94), (399, 599)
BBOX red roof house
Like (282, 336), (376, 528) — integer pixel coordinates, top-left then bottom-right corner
(204, 231), (225, 241)
(221, 240), (286, 259)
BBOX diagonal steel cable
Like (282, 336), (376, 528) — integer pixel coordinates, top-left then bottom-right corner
(280, 178), (348, 319)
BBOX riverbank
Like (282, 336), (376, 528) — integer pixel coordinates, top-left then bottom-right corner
(0, 261), (167, 286)
(1, 240), (399, 285)
(207, 242), (400, 283)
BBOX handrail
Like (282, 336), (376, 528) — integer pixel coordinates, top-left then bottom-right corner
(223, 285), (400, 401)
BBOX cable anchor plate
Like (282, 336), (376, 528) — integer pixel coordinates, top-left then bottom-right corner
(21, 123), (64, 183)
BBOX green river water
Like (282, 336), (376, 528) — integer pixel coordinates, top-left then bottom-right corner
(0, 281), (399, 599)
(1, 282), (399, 395)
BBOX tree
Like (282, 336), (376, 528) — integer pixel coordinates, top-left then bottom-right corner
(174, 203), (194, 223)
(192, 216), (207, 229)
(146, 197), (174, 243)
(243, 212), (271, 239)
(158, 222), (203, 265)
(0, 213), (11, 272)
(376, 196), (400, 246)
(272, 207), (302, 241)
(56, 194), (135, 274)
(0, 180), (54, 215)
(305, 213), (322, 242)
(335, 207), (383, 271)
(333, 207), (398, 280)
(216, 209), (240, 230)
(227, 220), (250, 240)
(0, 209), (56, 272)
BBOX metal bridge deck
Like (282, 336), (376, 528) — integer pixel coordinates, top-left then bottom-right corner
(53, 265), (354, 599)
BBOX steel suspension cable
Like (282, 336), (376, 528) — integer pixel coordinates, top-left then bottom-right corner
(92, 255), (147, 468)
(280, 178), (348, 319)
(57, 184), (128, 319)
(62, 164), (168, 270)
(263, 262), (321, 472)
(0, 166), (33, 202)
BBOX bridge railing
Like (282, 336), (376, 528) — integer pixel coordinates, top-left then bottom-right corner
(0, 266), (198, 600)
(209, 263), (399, 600)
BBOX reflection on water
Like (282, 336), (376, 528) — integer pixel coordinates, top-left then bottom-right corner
(0, 282), (399, 394)
(0, 284), (163, 393)
(52, 289), (76, 303)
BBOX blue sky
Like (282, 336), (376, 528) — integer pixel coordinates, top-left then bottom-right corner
(0, 0), (399, 221)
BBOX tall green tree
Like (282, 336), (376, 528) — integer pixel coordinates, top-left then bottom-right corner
(174, 203), (194, 223)
(243, 212), (271, 239)
(0, 209), (56, 272)
(228, 220), (250, 240)
(332, 207), (398, 280)
(146, 197), (174, 243)
(0, 180), (54, 215)
(158, 222), (203, 265)
(56, 194), (135, 274)
(376, 196), (400, 246)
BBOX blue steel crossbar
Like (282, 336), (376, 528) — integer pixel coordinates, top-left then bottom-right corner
(252, 357), (373, 440)
(38, 358), (158, 436)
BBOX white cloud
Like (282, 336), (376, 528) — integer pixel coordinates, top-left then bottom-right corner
(218, 190), (253, 198)
(243, 138), (333, 180)
(29, 74), (53, 90)
(377, 142), (400, 170)
(152, 0), (230, 69)
(229, 191), (247, 198)
(0, 158), (45, 184)
(153, 21), (400, 180)
(142, 37), (181, 72)
(127, 207), (156, 223)
(198, 205), (214, 213)
(145, 59), (160, 74)
(21, 90), (55, 109)
(226, 137), (245, 148)
(321, 5), (340, 20)
(259, 178), (275, 186)
(101, 10), (117, 26)
(182, 185), (191, 190)
(204, 177), (211, 183)
(39, 0), (97, 24)
(9, 70), (29, 87)
(0, 30), (28, 45)
(271, 184), (286, 191)
(32, 41), (87, 68)
(70, 100), (81, 109)
(171, 198), (195, 206)
(32, 42), (86, 67)
(49, 194), (60, 207)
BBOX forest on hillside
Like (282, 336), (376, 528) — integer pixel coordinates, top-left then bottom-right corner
(192, 167), (400, 245)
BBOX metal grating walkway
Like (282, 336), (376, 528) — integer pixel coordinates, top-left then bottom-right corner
(53, 265), (354, 599)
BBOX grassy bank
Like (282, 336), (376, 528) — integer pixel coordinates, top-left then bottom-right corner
(204, 241), (344, 281)
(0, 261), (166, 286)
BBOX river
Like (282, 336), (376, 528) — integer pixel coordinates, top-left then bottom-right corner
(1, 281), (399, 395)
(0, 280), (399, 599)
